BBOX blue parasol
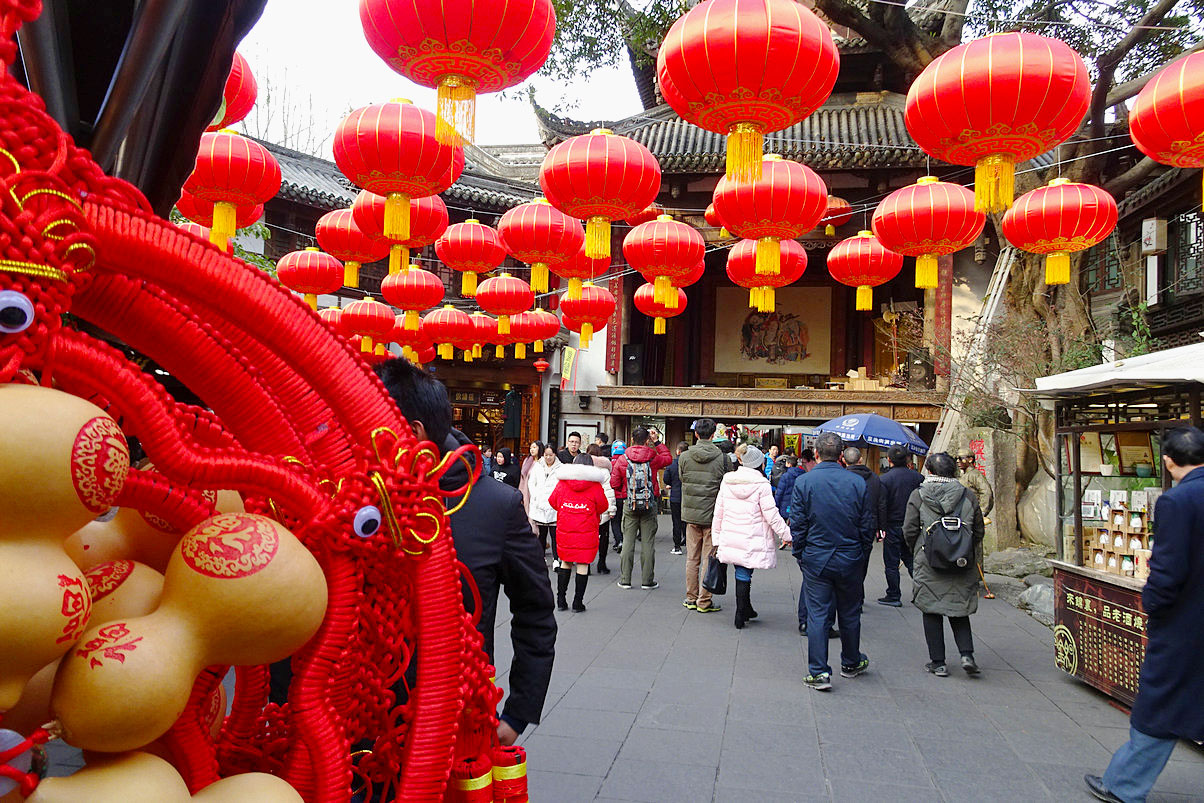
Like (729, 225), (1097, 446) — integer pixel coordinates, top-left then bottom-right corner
(813, 413), (930, 456)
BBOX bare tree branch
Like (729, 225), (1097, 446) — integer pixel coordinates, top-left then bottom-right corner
(940, 0), (971, 45)
(1107, 40), (1204, 107)
(1089, 0), (1180, 141)
(1104, 156), (1163, 195)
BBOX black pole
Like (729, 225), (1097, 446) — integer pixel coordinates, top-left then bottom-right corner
(15, 0), (79, 136)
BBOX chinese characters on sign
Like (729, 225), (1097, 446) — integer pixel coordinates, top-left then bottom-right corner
(1054, 569), (1147, 705)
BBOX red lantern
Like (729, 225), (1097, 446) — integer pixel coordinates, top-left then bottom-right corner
(340, 297), (396, 352)
(820, 196), (853, 236)
(381, 265), (445, 330)
(416, 344), (437, 364)
(175, 220), (210, 240)
(905, 33), (1090, 213)
(508, 311), (532, 359)
(316, 208), (390, 288)
(533, 357), (550, 373)
(436, 219), (507, 297)
(476, 273), (534, 334)
(634, 282), (686, 335)
(1130, 52), (1204, 212)
(727, 238), (807, 311)
(333, 100), (462, 245)
(623, 214), (704, 309)
(704, 203), (731, 239)
(524, 307), (561, 354)
(827, 231), (904, 312)
(626, 204), (663, 226)
(393, 313), (433, 362)
(559, 282), (615, 349)
(359, 0), (556, 144)
(499, 198), (584, 294)
(469, 312), (498, 359)
(539, 128), (661, 259)
(871, 177), (985, 289)
(422, 304), (473, 360)
(184, 131), (281, 250)
(208, 51), (257, 131)
(712, 154), (827, 276)
(549, 245), (609, 302)
(657, 0), (838, 182)
(318, 307), (342, 330)
(352, 190), (450, 277)
(276, 247), (344, 310)
(1001, 178), (1117, 286)
(678, 259), (706, 289)
(176, 190), (262, 231)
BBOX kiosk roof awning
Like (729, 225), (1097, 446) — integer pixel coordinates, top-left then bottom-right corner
(1033, 343), (1204, 398)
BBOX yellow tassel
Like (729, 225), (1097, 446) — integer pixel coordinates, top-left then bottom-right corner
(498, 315), (511, 335)
(388, 245), (409, 276)
(856, 285), (873, 311)
(464, 349), (473, 362)
(567, 277), (583, 302)
(915, 253), (939, 289)
(461, 271), (477, 297)
(303, 293), (318, 310)
(402, 345), (414, 362)
(404, 310), (419, 330)
(533, 339), (543, 354)
(720, 227), (731, 239)
(585, 216), (610, 259)
(437, 343), (449, 360)
(473, 343), (482, 359)
(494, 344), (504, 358)
(532, 262), (549, 294)
(1045, 252), (1071, 285)
(764, 286), (775, 313)
(755, 237), (780, 276)
(375, 343), (386, 356)
(436, 75), (477, 145)
(751, 288), (762, 310)
(361, 337), (374, 353)
(384, 192), (411, 240)
(974, 154), (1015, 213)
(653, 276), (666, 305)
(664, 284), (680, 310)
(726, 122), (765, 182)
(515, 342), (526, 359)
(344, 261), (360, 287)
(825, 224), (836, 236)
(654, 317), (666, 335)
(211, 201), (236, 252)
(580, 322), (593, 349)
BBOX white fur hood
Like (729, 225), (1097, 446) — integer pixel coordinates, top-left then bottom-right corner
(721, 466), (770, 486)
(554, 464), (610, 483)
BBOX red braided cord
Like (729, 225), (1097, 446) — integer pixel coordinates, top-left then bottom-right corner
(115, 467), (216, 534)
(162, 666), (225, 792)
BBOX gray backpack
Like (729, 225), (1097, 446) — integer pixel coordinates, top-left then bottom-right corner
(627, 460), (655, 513)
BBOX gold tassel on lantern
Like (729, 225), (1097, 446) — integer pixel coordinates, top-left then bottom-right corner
(345, 260), (361, 287)
(436, 74), (478, 145)
(402, 345), (414, 362)
(856, 285), (873, 311)
(515, 342), (527, 359)
(461, 271), (477, 297)
(473, 343), (482, 359)
(654, 317), (666, 335)
(762, 286), (776, 313)
(653, 276), (668, 305)
(580, 323), (594, 350)
(825, 224), (836, 236)
(498, 315), (511, 335)
(439, 342), (452, 360)
(585, 216), (610, 259)
(755, 237), (781, 276)
(531, 262), (549, 294)
(664, 285), (680, 310)
(302, 293), (318, 311)
(727, 122), (765, 182)
(720, 227), (731, 239)
(975, 154), (1015, 213)
(495, 344), (505, 358)
(384, 192), (411, 241)
(360, 337), (374, 353)
(388, 245), (409, 276)
(404, 310), (420, 331)
(375, 342), (387, 356)
(915, 253), (939, 289)
(1045, 252), (1071, 285)
(747, 288), (757, 310)
(533, 338), (543, 354)
(211, 201), (236, 252)
(567, 277), (583, 301)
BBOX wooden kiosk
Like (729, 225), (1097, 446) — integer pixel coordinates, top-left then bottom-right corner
(1033, 344), (1204, 705)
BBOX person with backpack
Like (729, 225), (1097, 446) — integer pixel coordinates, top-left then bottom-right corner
(548, 454), (615, 611)
(611, 426), (671, 590)
(902, 451), (985, 677)
(679, 418), (734, 613)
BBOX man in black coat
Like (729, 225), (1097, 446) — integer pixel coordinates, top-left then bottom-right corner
(877, 445), (924, 607)
(1086, 427), (1204, 803)
(376, 359), (556, 746)
(662, 441), (688, 554)
(842, 446), (886, 582)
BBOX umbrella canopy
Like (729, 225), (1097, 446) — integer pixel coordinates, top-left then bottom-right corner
(813, 413), (929, 456)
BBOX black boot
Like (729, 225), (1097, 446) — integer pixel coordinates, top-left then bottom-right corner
(572, 572), (589, 612)
(597, 530), (611, 574)
(555, 567), (570, 611)
(745, 584), (759, 620)
(734, 579), (751, 629)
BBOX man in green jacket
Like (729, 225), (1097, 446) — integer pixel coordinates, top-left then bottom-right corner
(678, 418), (734, 613)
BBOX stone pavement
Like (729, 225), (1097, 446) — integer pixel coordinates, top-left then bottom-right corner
(494, 515), (1204, 802)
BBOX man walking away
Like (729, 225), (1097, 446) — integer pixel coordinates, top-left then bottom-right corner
(1086, 427), (1204, 803)
(608, 440), (627, 553)
(616, 427), (671, 590)
(770, 447), (791, 488)
(791, 432), (873, 691)
(842, 446), (887, 581)
(558, 431), (583, 464)
(678, 418), (733, 613)
(878, 446), (923, 607)
(662, 441), (688, 554)
(956, 447), (993, 520)
(774, 455), (801, 518)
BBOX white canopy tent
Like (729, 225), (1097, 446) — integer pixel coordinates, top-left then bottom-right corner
(1034, 342), (1204, 397)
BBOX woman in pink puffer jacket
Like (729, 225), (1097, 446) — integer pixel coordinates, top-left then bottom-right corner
(712, 445), (791, 629)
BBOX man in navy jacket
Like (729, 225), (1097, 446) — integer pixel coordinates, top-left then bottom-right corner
(878, 446), (924, 606)
(1086, 427), (1204, 802)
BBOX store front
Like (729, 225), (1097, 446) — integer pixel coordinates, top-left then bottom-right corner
(433, 360), (544, 454)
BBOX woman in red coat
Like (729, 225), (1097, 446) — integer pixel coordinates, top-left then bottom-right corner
(549, 455), (615, 611)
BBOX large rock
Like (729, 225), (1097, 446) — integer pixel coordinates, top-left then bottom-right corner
(1023, 573), (1053, 588)
(1019, 582), (1055, 628)
(983, 547), (1051, 578)
(982, 573), (1026, 607)
(1018, 469), (1058, 547)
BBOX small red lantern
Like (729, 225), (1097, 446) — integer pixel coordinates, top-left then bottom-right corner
(1130, 52), (1204, 212)
(499, 198), (584, 294)
(533, 357), (550, 373)
(704, 203), (731, 239)
(352, 190), (449, 277)
(549, 245), (609, 302)
(393, 313), (434, 362)
(678, 259), (706, 289)
(524, 307), (561, 354)
(1001, 178), (1117, 286)
(634, 282), (687, 335)
(626, 204), (664, 226)
(176, 190), (262, 231)
(175, 220), (210, 240)
(381, 265), (446, 330)
(624, 214), (704, 309)
(208, 51), (257, 131)
(827, 231), (904, 312)
(559, 282), (615, 349)
(476, 273), (534, 334)
(436, 218), (507, 297)
(341, 297), (396, 352)
(316, 208), (389, 288)
(359, 0), (556, 144)
(318, 307), (342, 330)
(539, 128), (661, 259)
(712, 154), (827, 276)
(727, 238), (807, 312)
(469, 312), (498, 359)
(184, 131), (281, 250)
(657, 0), (838, 182)
(423, 304), (473, 360)
(905, 32), (1090, 213)
(276, 247), (344, 310)
(871, 177), (985, 289)
(820, 196), (853, 236)
(416, 344), (437, 364)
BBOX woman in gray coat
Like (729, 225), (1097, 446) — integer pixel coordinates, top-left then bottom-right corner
(903, 452), (985, 677)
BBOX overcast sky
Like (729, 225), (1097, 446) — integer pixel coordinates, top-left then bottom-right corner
(238, 0), (645, 156)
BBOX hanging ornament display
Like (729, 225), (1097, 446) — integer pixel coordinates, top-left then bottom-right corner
(657, 0), (838, 182)
(623, 214), (705, 308)
(820, 196), (853, 236)
(422, 304), (474, 360)
(559, 282), (615, 349)
(276, 247), (344, 310)
(359, 0), (556, 144)
(626, 203), (664, 226)
(207, 51), (257, 131)
(827, 231), (904, 311)
(726, 238), (807, 312)
(316, 208), (390, 288)
(539, 128), (661, 259)
(524, 307), (562, 354)
(871, 176), (985, 289)
(381, 263), (446, 330)
(712, 154), (827, 276)
(634, 283), (687, 335)
(498, 198), (584, 294)
(340, 297), (396, 353)
(904, 32), (1090, 213)
(1129, 51), (1204, 213)
(351, 190), (450, 278)
(704, 203), (731, 239)
(475, 273), (534, 334)
(1001, 178), (1117, 286)
(548, 245), (609, 302)
(183, 131), (281, 250)
(435, 219), (507, 297)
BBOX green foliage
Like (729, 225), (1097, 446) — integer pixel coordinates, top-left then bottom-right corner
(543, 0), (684, 81)
(1122, 300), (1156, 357)
(169, 207), (276, 277)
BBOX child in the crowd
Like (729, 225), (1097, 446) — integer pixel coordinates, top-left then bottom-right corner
(548, 454), (615, 611)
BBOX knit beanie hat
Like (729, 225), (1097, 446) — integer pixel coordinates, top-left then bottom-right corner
(741, 445), (765, 469)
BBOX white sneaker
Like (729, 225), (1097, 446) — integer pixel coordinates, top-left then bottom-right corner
(670, 547), (683, 555)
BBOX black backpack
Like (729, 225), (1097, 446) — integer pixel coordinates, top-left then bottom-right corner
(921, 489), (975, 571)
(627, 459), (655, 513)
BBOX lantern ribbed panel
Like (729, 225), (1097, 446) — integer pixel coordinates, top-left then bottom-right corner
(423, 305), (474, 360)
(1131, 52), (1204, 167)
(499, 199), (585, 294)
(185, 132), (281, 207)
(827, 231), (904, 311)
(436, 219), (507, 297)
(470, 312), (499, 358)
(352, 190), (450, 276)
(334, 102), (462, 199)
(1001, 179), (1117, 285)
(176, 190), (262, 229)
(341, 297), (396, 351)
(548, 246), (610, 301)
(871, 177), (985, 289)
(277, 249), (344, 296)
(476, 273), (534, 334)
(393, 314), (434, 361)
(820, 196), (853, 234)
(381, 267), (446, 329)
(208, 51), (257, 131)
(712, 157), (828, 240)
(175, 221), (210, 240)
(317, 307), (342, 329)
(623, 216), (704, 308)
(525, 308), (562, 353)
(317, 207), (391, 287)
(727, 238), (806, 311)
(625, 204), (663, 226)
(678, 259), (706, 288)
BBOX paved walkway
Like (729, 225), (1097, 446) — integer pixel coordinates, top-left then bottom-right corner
(495, 515), (1204, 802)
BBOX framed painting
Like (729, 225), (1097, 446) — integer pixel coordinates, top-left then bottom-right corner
(713, 287), (832, 375)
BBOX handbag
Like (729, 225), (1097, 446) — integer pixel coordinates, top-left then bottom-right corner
(702, 554), (727, 595)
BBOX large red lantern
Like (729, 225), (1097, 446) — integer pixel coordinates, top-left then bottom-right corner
(318, 307), (342, 330)
(184, 131), (281, 250)
(316, 208), (390, 288)
(827, 231), (904, 311)
(549, 245), (609, 302)
(352, 190), (450, 277)
(634, 282), (687, 335)
(727, 238), (807, 312)
(176, 190), (262, 231)
(712, 154), (827, 276)
(340, 297), (396, 353)
(1130, 52), (1204, 212)
(208, 51), (257, 131)
(435, 219), (507, 297)
(381, 265), (446, 330)
(475, 273), (534, 334)
(423, 304), (473, 360)
(623, 215), (705, 309)
(276, 247), (344, 310)
(508, 311), (533, 359)
(559, 282), (614, 349)
(871, 177), (986, 289)
(820, 196), (853, 236)
(333, 100), (461, 244)
(1001, 178), (1117, 286)
(539, 129), (661, 259)
(657, 0), (838, 182)
(905, 33), (1090, 213)
(359, 0), (556, 144)
(524, 307), (562, 354)
(499, 198), (584, 294)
